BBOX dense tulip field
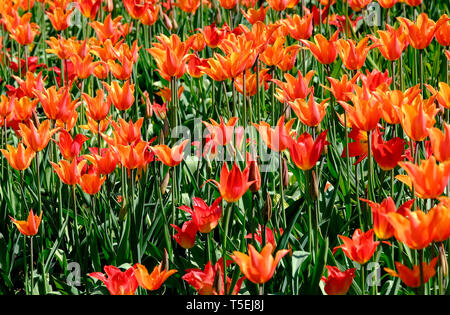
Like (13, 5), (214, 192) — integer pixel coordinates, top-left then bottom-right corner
(0, 0), (449, 296)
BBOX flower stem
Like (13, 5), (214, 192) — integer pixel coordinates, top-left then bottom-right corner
(222, 202), (233, 295)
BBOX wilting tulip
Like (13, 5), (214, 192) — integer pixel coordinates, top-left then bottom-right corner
(1, 143), (36, 171)
(321, 266), (356, 295)
(300, 31), (340, 65)
(50, 159), (87, 186)
(427, 123), (450, 163)
(385, 257), (438, 288)
(333, 229), (380, 265)
(398, 157), (450, 199)
(336, 37), (377, 70)
(207, 162), (254, 203)
(360, 197), (414, 240)
(179, 197), (222, 233)
(19, 120), (60, 152)
(79, 173), (106, 195)
(134, 262), (177, 291)
(253, 116), (296, 152)
(182, 258), (244, 295)
(288, 130), (328, 171)
(10, 209), (42, 236)
(150, 139), (190, 167)
(231, 243), (289, 284)
(371, 128), (406, 171)
(55, 130), (88, 161)
(88, 265), (138, 295)
(171, 220), (198, 249)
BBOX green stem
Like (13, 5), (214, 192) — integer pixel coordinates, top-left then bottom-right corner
(222, 202), (233, 295)
(30, 236), (34, 295)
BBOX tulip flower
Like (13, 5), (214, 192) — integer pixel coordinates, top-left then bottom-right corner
(360, 197), (415, 240)
(247, 152), (261, 193)
(133, 262), (177, 291)
(435, 14), (450, 47)
(55, 130), (88, 161)
(341, 128), (368, 165)
(398, 13), (443, 50)
(46, 7), (74, 31)
(207, 162), (254, 203)
(323, 73), (360, 102)
(203, 117), (238, 146)
(11, 71), (46, 99)
(336, 37), (377, 70)
(425, 82), (450, 110)
(372, 87), (421, 125)
(385, 257), (438, 288)
(288, 130), (328, 171)
(75, 0), (101, 19)
(10, 209), (42, 236)
(150, 139), (190, 167)
(89, 265), (138, 295)
(371, 24), (408, 61)
(282, 13), (314, 41)
(398, 157), (450, 199)
(300, 31), (340, 65)
(333, 229), (380, 265)
(1, 143), (36, 171)
(218, 0), (237, 9)
(253, 116), (296, 152)
(179, 197), (222, 234)
(245, 225), (283, 248)
(272, 70), (315, 103)
(266, 0), (299, 11)
(50, 159), (87, 186)
(102, 80), (135, 112)
(260, 37), (300, 71)
(428, 123), (450, 163)
(115, 141), (151, 170)
(241, 6), (269, 25)
(0, 95), (14, 120)
(79, 173), (106, 195)
(82, 89), (111, 122)
(348, 0), (372, 11)
(376, 0), (399, 8)
(231, 243), (289, 284)
(171, 220), (198, 249)
(288, 89), (329, 127)
(428, 201), (450, 243)
(90, 14), (131, 44)
(19, 120), (60, 152)
(84, 147), (119, 175)
(321, 266), (356, 295)
(174, 0), (201, 13)
(35, 85), (79, 122)
(371, 128), (406, 171)
(182, 258), (244, 295)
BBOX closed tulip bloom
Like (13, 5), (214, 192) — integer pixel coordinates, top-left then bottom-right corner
(288, 130), (328, 171)
(1, 143), (36, 171)
(82, 89), (111, 122)
(203, 117), (238, 146)
(150, 139), (190, 167)
(371, 128), (406, 171)
(55, 130), (88, 161)
(398, 157), (450, 199)
(428, 123), (450, 163)
(253, 116), (296, 152)
(171, 220), (198, 249)
(102, 80), (135, 111)
(50, 159), (87, 186)
(385, 257), (438, 288)
(179, 197), (222, 233)
(19, 120), (60, 152)
(89, 265), (138, 295)
(387, 208), (439, 250)
(300, 31), (339, 65)
(231, 243), (289, 284)
(79, 173), (106, 195)
(360, 197), (414, 240)
(333, 229), (380, 265)
(10, 209), (42, 236)
(321, 266), (356, 295)
(336, 37), (377, 70)
(247, 152), (261, 193)
(134, 263), (177, 291)
(288, 89), (329, 127)
(398, 13), (444, 50)
(435, 15), (450, 47)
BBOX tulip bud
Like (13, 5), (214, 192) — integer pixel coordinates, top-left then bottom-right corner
(159, 128), (165, 145)
(119, 198), (128, 221)
(262, 192), (272, 225)
(172, 17), (178, 30)
(215, 10), (222, 25)
(160, 170), (170, 195)
(212, 266), (223, 295)
(162, 13), (172, 30)
(161, 248), (170, 271)
(282, 157), (289, 188)
(439, 243), (448, 277)
(163, 117), (170, 138)
(309, 170), (319, 200)
(248, 158), (261, 193)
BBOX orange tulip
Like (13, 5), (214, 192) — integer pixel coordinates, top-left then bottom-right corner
(282, 13), (314, 41)
(398, 156), (450, 199)
(171, 220), (198, 249)
(425, 82), (450, 110)
(348, 0), (372, 11)
(174, 0), (201, 13)
(0, 95), (14, 119)
(435, 14), (450, 47)
(11, 71), (46, 99)
(272, 70), (314, 103)
(82, 89), (111, 122)
(371, 24), (409, 61)
(203, 117), (238, 146)
(115, 141), (151, 170)
(88, 265), (138, 295)
(231, 243), (289, 284)
(266, 0), (299, 11)
(398, 13), (444, 50)
(372, 87), (421, 125)
(50, 158), (87, 186)
(19, 120), (60, 152)
(385, 257), (438, 288)
(12, 97), (38, 122)
(35, 85), (79, 122)
(102, 80), (135, 112)
(9, 16), (40, 46)
(300, 31), (339, 65)
(79, 172), (106, 195)
(55, 130), (88, 161)
(333, 229), (380, 265)
(207, 162), (254, 203)
(134, 262), (177, 291)
(150, 139), (190, 167)
(75, 0), (101, 20)
(321, 266), (356, 295)
(70, 54), (102, 80)
(260, 37), (300, 71)
(241, 6), (268, 25)
(10, 209), (42, 236)
(323, 73), (360, 102)
(288, 130), (328, 171)
(90, 14), (131, 44)
(45, 36), (78, 60)
(218, 0), (237, 9)
(401, 0), (422, 5)
(336, 37), (377, 70)
(253, 116), (296, 152)
(428, 123), (450, 163)
(360, 197), (414, 240)
(202, 51), (253, 82)
(179, 197), (222, 233)
(84, 147), (119, 175)
(376, 0), (399, 8)
(1, 143), (36, 171)
(288, 89), (329, 127)
(428, 200), (450, 243)
(234, 68), (271, 97)
(396, 99), (437, 142)
(46, 7), (74, 31)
